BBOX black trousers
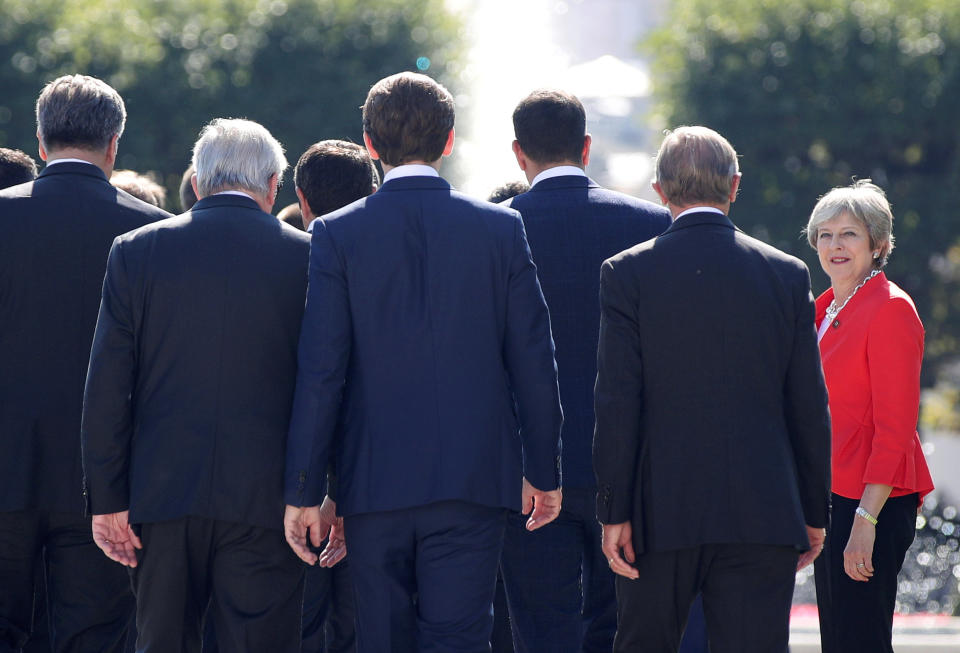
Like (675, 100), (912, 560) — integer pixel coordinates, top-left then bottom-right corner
(129, 516), (303, 653)
(613, 542), (798, 653)
(814, 493), (917, 653)
(0, 510), (133, 653)
(344, 500), (507, 653)
(302, 558), (356, 653)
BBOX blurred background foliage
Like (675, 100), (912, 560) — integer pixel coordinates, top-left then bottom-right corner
(646, 0), (960, 397)
(0, 0), (461, 207)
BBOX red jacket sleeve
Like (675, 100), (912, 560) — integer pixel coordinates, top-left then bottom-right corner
(862, 297), (924, 489)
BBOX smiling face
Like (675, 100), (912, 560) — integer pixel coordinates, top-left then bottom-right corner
(816, 212), (877, 293)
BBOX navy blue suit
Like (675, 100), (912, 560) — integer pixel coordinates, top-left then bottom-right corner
(501, 175), (670, 653)
(285, 174), (562, 652)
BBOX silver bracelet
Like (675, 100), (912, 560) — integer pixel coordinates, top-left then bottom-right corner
(855, 506), (878, 525)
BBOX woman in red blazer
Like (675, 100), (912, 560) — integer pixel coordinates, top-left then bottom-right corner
(806, 180), (934, 653)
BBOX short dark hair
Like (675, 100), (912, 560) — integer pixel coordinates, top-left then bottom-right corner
(0, 147), (38, 189)
(513, 89), (586, 165)
(487, 180), (529, 203)
(362, 72), (455, 167)
(276, 203), (305, 231)
(111, 169), (167, 208)
(294, 140), (378, 218)
(36, 74), (126, 151)
(179, 165), (198, 211)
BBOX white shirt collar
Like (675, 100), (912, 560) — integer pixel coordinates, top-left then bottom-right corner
(383, 164), (440, 183)
(675, 206), (725, 221)
(530, 166), (587, 188)
(44, 158), (98, 168)
(213, 190), (256, 201)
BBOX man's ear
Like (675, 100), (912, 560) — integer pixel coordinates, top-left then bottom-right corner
(441, 128), (455, 157)
(37, 131), (48, 162)
(363, 132), (380, 161)
(268, 172), (279, 199)
(728, 173), (742, 204)
(512, 140), (527, 172)
(295, 186), (313, 229)
(104, 133), (120, 168)
(652, 181), (669, 205)
(581, 134), (592, 168)
(191, 173), (200, 200)
(295, 186), (310, 218)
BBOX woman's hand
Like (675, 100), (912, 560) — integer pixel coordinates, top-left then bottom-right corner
(843, 518), (876, 581)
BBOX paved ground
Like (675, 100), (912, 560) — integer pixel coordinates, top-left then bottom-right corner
(789, 605), (960, 652)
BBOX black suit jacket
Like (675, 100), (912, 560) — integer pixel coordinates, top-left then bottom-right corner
(593, 211), (830, 553)
(506, 175), (670, 489)
(0, 162), (170, 513)
(81, 194), (310, 530)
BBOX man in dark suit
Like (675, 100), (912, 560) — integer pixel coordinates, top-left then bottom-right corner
(283, 72), (564, 653)
(499, 89), (670, 653)
(593, 126), (831, 653)
(0, 75), (170, 653)
(81, 118), (315, 653)
(291, 138), (379, 653)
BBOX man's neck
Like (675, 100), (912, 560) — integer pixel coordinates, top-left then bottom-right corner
(45, 148), (112, 177)
(668, 202), (730, 220)
(523, 160), (583, 185)
(379, 159), (441, 177)
(206, 187), (274, 214)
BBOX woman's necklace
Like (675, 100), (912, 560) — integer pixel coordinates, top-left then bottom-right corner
(824, 268), (881, 323)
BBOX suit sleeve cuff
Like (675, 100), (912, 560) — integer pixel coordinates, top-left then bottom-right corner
(596, 483), (632, 524)
(284, 469), (326, 507)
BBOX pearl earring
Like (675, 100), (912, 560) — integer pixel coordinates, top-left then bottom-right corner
(873, 252), (879, 259)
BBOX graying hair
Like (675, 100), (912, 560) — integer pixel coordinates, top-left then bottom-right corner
(191, 118), (287, 198)
(36, 75), (126, 151)
(654, 126), (739, 206)
(805, 179), (895, 268)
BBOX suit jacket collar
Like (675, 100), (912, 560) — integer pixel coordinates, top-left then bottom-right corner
(378, 175), (452, 193)
(664, 210), (736, 234)
(38, 161), (108, 182)
(527, 175), (600, 192)
(190, 193), (263, 213)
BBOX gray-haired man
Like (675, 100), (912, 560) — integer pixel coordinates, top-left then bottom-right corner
(81, 118), (319, 653)
(0, 74), (170, 653)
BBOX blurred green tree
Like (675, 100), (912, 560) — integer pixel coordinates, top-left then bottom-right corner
(646, 0), (960, 384)
(0, 0), (460, 208)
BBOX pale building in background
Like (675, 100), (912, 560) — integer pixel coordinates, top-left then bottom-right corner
(448, 0), (669, 199)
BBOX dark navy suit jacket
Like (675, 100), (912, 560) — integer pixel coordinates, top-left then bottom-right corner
(506, 175), (670, 489)
(0, 162), (170, 513)
(81, 195), (310, 530)
(285, 175), (562, 516)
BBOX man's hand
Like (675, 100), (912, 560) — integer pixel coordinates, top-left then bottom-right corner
(601, 521), (638, 579)
(798, 525), (826, 571)
(317, 496), (346, 568)
(521, 477), (562, 531)
(285, 494), (341, 565)
(285, 504), (326, 565)
(92, 511), (141, 568)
